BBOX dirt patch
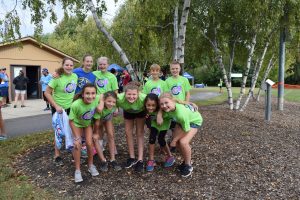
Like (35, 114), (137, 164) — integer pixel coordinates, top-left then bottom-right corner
(15, 99), (300, 199)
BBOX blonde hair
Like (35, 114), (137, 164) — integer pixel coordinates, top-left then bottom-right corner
(159, 92), (185, 104)
(97, 56), (109, 65)
(150, 63), (161, 71)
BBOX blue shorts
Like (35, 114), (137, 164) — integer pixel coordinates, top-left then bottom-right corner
(190, 123), (200, 128)
(0, 87), (8, 97)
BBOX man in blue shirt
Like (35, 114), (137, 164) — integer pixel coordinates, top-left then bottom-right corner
(0, 67), (9, 107)
(40, 68), (52, 111)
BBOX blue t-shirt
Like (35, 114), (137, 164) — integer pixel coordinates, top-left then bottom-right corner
(40, 74), (52, 91)
(73, 67), (96, 94)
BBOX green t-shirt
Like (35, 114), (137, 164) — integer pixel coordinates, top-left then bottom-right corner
(48, 73), (78, 109)
(142, 79), (168, 97)
(117, 92), (146, 113)
(165, 76), (191, 101)
(148, 112), (171, 131)
(94, 107), (116, 120)
(93, 71), (118, 94)
(164, 103), (203, 132)
(69, 95), (100, 128)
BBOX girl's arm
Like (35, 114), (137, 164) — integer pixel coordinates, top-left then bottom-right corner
(44, 86), (63, 113)
(185, 91), (191, 102)
(176, 98), (198, 111)
(69, 120), (81, 150)
(96, 94), (104, 113)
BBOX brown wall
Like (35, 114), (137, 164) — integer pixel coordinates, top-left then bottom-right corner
(0, 41), (69, 101)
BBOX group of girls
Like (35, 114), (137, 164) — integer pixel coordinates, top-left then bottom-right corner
(45, 56), (202, 183)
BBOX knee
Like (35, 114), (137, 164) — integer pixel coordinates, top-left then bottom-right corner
(92, 134), (99, 142)
(179, 139), (188, 147)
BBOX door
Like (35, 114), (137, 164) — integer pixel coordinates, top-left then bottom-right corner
(26, 66), (40, 99)
(10, 65), (26, 100)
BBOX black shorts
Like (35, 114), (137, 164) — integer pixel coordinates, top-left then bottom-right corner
(123, 110), (146, 120)
(51, 106), (70, 116)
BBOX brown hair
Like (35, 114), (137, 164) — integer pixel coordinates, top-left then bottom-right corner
(103, 91), (117, 100)
(170, 60), (180, 66)
(73, 83), (97, 101)
(124, 81), (141, 93)
(56, 57), (73, 75)
(83, 54), (92, 62)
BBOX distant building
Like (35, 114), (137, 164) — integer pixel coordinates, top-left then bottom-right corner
(0, 36), (79, 100)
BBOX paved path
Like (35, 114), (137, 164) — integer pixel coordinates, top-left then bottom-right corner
(2, 91), (220, 138)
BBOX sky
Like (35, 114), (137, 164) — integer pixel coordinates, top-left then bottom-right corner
(0, 0), (125, 36)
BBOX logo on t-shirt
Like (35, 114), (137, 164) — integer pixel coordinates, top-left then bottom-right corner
(78, 77), (91, 89)
(81, 109), (96, 120)
(102, 113), (113, 120)
(185, 104), (195, 112)
(151, 87), (161, 96)
(96, 78), (108, 88)
(65, 81), (76, 93)
(171, 85), (182, 95)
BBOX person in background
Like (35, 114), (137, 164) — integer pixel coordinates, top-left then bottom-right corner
(143, 72), (148, 86)
(218, 78), (223, 93)
(40, 68), (52, 111)
(122, 70), (131, 86)
(0, 67), (9, 107)
(13, 70), (29, 108)
(0, 96), (6, 141)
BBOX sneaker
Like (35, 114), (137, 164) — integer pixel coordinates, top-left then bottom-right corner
(81, 146), (88, 158)
(54, 156), (64, 166)
(177, 162), (185, 171)
(146, 160), (156, 172)
(13, 105), (17, 108)
(110, 160), (122, 171)
(43, 107), (50, 111)
(164, 156), (175, 168)
(99, 161), (108, 172)
(124, 158), (137, 169)
(134, 160), (144, 172)
(180, 164), (193, 177)
(74, 170), (83, 183)
(88, 164), (99, 176)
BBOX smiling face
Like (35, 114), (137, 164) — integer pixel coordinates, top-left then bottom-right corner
(125, 89), (139, 103)
(150, 68), (160, 80)
(170, 63), (180, 77)
(104, 96), (117, 110)
(159, 97), (176, 112)
(83, 56), (93, 72)
(63, 59), (74, 75)
(82, 87), (97, 104)
(145, 99), (157, 113)
(98, 58), (108, 72)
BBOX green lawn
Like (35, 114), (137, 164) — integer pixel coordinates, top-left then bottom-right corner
(191, 87), (300, 106)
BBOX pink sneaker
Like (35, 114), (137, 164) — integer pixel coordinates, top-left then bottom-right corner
(164, 156), (175, 167)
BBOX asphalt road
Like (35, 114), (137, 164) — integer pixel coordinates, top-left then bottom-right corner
(5, 114), (52, 138)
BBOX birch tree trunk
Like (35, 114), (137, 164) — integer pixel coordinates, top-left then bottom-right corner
(235, 34), (257, 110)
(240, 40), (270, 111)
(256, 55), (275, 101)
(228, 39), (237, 87)
(86, 0), (136, 80)
(177, 0), (191, 65)
(173, 5), (179, 61)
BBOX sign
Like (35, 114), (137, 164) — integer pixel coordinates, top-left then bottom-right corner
(231, 73), (242, 78)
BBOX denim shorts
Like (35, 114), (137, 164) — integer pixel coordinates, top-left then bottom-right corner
(190, 123), (200, 129)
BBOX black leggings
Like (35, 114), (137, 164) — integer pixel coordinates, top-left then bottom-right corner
(149, 127), (167, 147)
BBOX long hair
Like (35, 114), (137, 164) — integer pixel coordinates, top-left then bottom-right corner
(144, 93), (159, 112)
(103, 91), (117, 101)
(56, 57), (73, 75)
(73, 83), (97, 101)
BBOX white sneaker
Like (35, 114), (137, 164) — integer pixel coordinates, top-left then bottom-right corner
(74, 170), (83, 183)
(88, 164), (99, 176)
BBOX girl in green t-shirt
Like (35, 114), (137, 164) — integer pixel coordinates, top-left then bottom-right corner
(93, 91), (122, 171)
(144, 93), (175, 172)
(159, 92), (203, 178)
(69, 84), (101, 183)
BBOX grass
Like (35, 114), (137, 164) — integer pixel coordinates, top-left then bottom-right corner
(0, 131), (57, 200)
(191, 87), (300, 106)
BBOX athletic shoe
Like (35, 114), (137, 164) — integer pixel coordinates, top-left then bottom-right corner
(180, 164), (193, 177)
(13, 105), (17, 108)
(177, 162), (185, 171)
(81, 146), (88, 158)
(88, 164), (99, 176)
(74, 170), (83, 183)
(124, 158), (138, 169)
(54, 156), (64, 166)
(110, 160), (122, 171)
(43, 107), (50, 111)
(146, 160), (156, 172)
(164, 156), (175, 168)
(99, 161), (108, 172)
(134, 160), (144, 172)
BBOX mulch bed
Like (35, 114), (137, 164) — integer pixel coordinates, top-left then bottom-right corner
(15, 99), (300, 199)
